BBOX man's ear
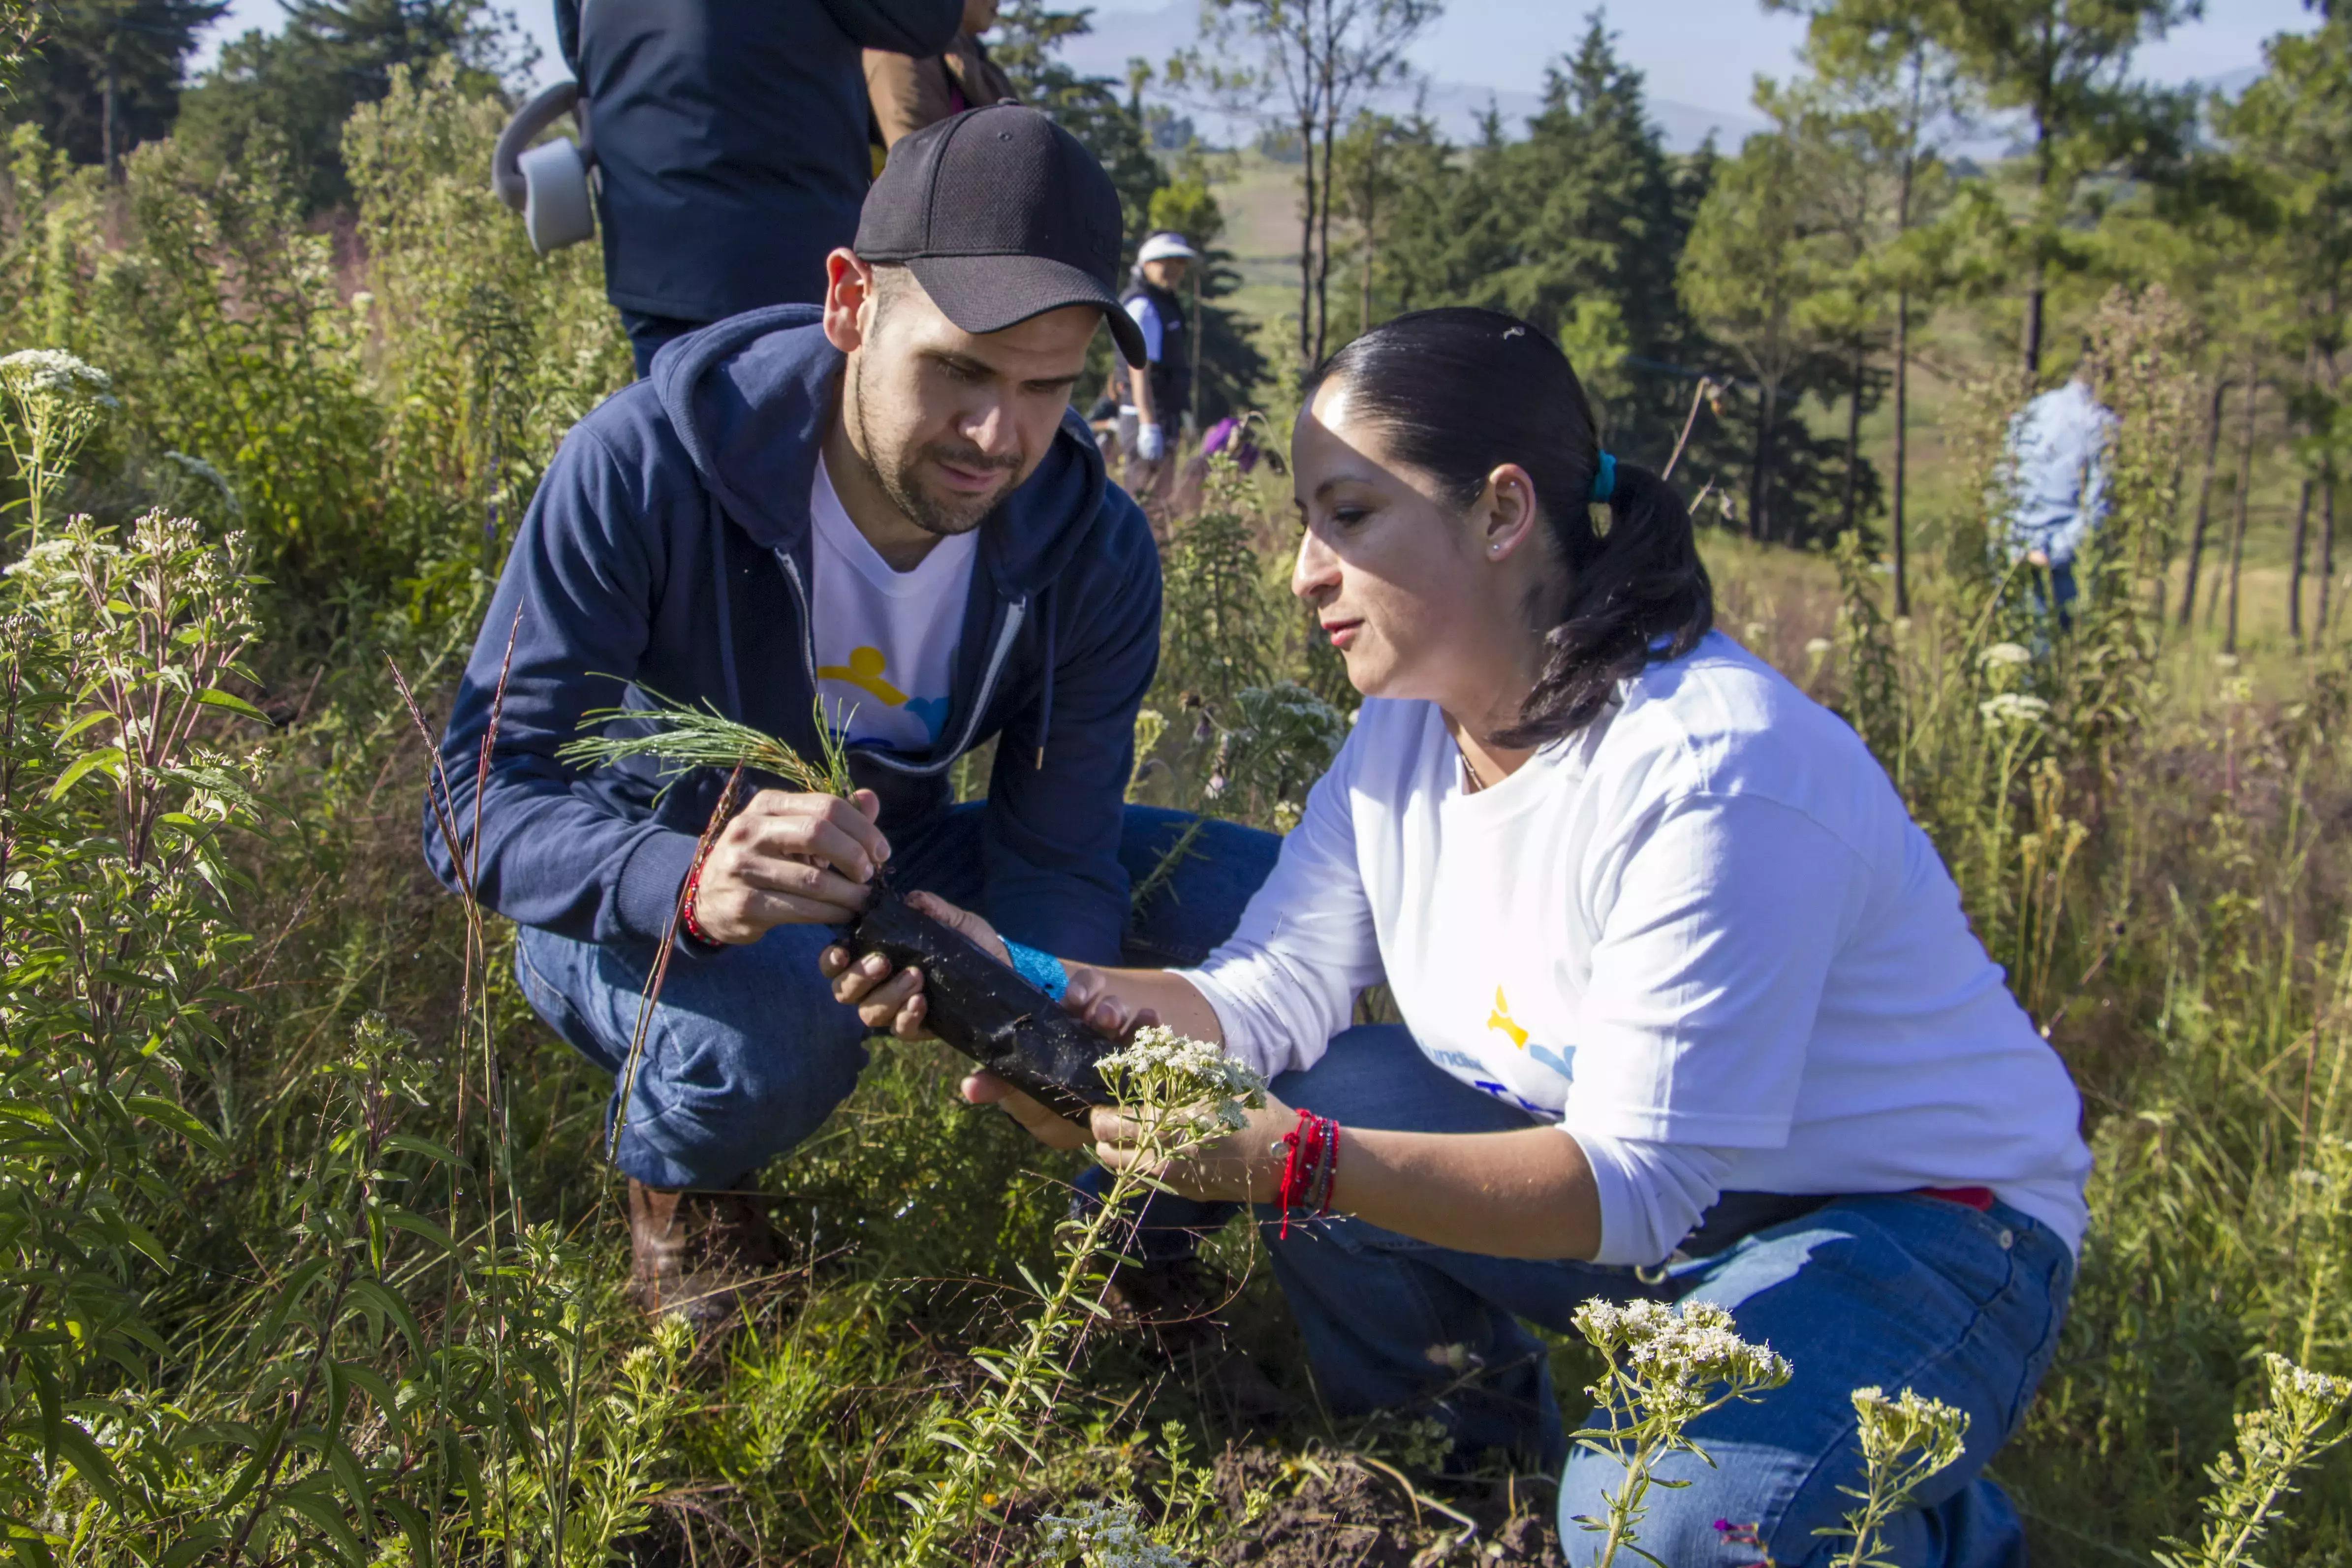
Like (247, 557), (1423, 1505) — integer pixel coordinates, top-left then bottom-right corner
(823, 250), (877, 354)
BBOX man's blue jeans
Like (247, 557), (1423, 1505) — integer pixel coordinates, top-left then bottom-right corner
(513, 803), (1280, 1191)
(1235, 1026), (2073, 1568)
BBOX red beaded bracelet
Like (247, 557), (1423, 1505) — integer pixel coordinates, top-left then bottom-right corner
(1273, 1108), (1340, 1238)
(680, 858), (719, 948)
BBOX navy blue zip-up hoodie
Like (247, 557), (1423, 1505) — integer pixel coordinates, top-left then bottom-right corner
(425, 306), (1162, 965)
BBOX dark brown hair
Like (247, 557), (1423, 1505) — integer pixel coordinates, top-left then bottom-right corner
(1304, 307), (1714, 746)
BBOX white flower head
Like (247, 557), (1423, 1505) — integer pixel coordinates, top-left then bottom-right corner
(1805, 636), (1833, 656)
(1098, 1024), (1268, 1131)
(1036, 1499), (1190, 1568)
(1979, 642), (2033, 670)
(1574, 1297), (1791, 1397)
(0, 347), (113, 399)
(1978, 692), (2051, 728)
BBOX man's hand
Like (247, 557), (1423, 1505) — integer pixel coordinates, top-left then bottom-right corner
(1135, 422), (1166, 464)
(691, 787), (889, 943)
(819, 889), (1006, 1038)
(2026, 548), (2051, 568)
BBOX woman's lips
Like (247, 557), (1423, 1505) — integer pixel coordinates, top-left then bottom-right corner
(1321, 618), (1362, 649)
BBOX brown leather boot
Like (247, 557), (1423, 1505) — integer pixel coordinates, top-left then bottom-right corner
(627, 1179), (783, 1331)
(1100, 1256), (1290, 1430)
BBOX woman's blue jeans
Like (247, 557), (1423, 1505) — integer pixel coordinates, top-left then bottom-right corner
(513, 803), (1281, 1191)
(1140, 1026), (2073, 1568)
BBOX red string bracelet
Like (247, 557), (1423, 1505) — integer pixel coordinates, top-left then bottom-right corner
(1274, 1109), (1341, 1238)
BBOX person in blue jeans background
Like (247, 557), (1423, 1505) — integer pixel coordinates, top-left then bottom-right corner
(2004, 351), (2116, 630)
(833, 308), (2091, 1566)
(428, 110), (1272, 1328)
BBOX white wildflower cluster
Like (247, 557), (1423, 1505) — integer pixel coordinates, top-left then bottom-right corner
(2264, 1352), (2352, 1415)
(1575, 1298), (1792, 1420)
(1979, 642), (2033, 670)
(1804, 636), (1833, 657)
(0, 348), (118, 407)
(1099, 1024), (1268, 1132)
(1978, 692), (2051, 729)
(1035, 1499), (1190, 1568)
(1850, 1384), (1971, 1474)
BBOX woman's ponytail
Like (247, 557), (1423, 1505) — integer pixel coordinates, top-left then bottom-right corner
(1305, 308), (1714, 749)
(1491, 458), (1712, 748)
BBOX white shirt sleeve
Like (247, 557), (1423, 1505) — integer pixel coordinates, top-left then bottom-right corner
(1560, 792), (1868, 1148)
(1125, 296), (1165, 364)
(1180, 743), (1383, 1082)
(1573, 1131), (1736, 1267)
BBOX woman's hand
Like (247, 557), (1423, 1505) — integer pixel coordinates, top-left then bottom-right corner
(1088, 1094), (1295, 1204)
(959, 968), (1164, 1146)
(817, 889), (1006, 1040)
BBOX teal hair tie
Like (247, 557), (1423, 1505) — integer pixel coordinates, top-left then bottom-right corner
(1590, 451), (1618, 505)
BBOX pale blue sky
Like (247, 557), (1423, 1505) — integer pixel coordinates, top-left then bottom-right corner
(192, 0), (2318, 114)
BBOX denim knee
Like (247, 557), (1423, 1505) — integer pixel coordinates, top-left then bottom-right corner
(515, 921), (874, 1188)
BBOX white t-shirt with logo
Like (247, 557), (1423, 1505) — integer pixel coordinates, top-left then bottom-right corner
(1182, 631), (2093, 1267)
(809, 454), (977, 752)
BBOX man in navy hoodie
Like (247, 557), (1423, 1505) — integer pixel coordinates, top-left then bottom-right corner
(427, 108), (1274, 1325)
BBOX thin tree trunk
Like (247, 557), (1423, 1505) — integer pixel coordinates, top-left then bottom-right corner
(1360, 225), (1374, 339)
(2022, 117), (2050, 378)
(1295, 107), (1317, 371)
(1840, 342), (1866, 540)
(2022, 39), (2054, 378)
(2289, 477), (2313, 647)
(1890, 50), (1923, 618)
(1893, 294), (1911, 614)
(2179, 377), (2229, 627)
(2320, 480), (2338, 638)
(1750, 382), (1777, 543)
(1313, 57), (1339, 365)
(2223, 376), (2258, 654)
(102, 51), (121, 184)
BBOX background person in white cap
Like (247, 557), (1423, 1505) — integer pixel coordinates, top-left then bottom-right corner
(1113, 231), (1199, 498)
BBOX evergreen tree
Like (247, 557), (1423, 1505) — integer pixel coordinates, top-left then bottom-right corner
(10, 0), (226, 177)
(1681, 127), (1829, 545)
(1370, 14), (1718, 470)
(173, 0), (517, 213)
(2215, 16), (2352, 642)
(1925, 0), (2197, 376)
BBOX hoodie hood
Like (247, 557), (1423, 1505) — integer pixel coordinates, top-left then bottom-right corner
(648, 304), (1113, 597)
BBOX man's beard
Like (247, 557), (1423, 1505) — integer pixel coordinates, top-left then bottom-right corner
(853, 360), (1023, 537)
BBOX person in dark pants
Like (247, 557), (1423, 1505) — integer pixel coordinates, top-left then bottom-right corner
(555, 0), (964, 377)
(426, 109), (1260, 1328)
(1110, 231), (1196, 501)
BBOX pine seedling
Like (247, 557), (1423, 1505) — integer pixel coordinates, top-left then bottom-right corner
(561, 690), (853, 798)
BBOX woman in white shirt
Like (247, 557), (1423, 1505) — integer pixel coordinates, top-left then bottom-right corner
(826, 308), (2090, 1567)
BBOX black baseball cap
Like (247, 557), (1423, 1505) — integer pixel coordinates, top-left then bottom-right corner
(855, 105), (1147, 368)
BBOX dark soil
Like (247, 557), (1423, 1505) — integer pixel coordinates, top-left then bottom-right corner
(1211, 1445), (1566, 1568)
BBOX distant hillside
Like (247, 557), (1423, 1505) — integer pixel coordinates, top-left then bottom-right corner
(1058, 0), (1767, 154)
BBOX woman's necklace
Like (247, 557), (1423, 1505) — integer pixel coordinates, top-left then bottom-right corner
(1459, 744), (1487, 793)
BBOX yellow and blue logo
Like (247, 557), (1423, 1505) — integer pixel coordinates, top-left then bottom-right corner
(817, 646), (951, 742)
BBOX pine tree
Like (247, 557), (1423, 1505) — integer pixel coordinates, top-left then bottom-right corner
(11, 0), (227, 177)
(173, 0), (517, 213)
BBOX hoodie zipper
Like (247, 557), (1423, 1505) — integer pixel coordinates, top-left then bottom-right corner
(776, 549), (1026, 778)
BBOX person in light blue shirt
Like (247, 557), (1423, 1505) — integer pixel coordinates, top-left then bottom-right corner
(2003, 363), (2116, 627)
